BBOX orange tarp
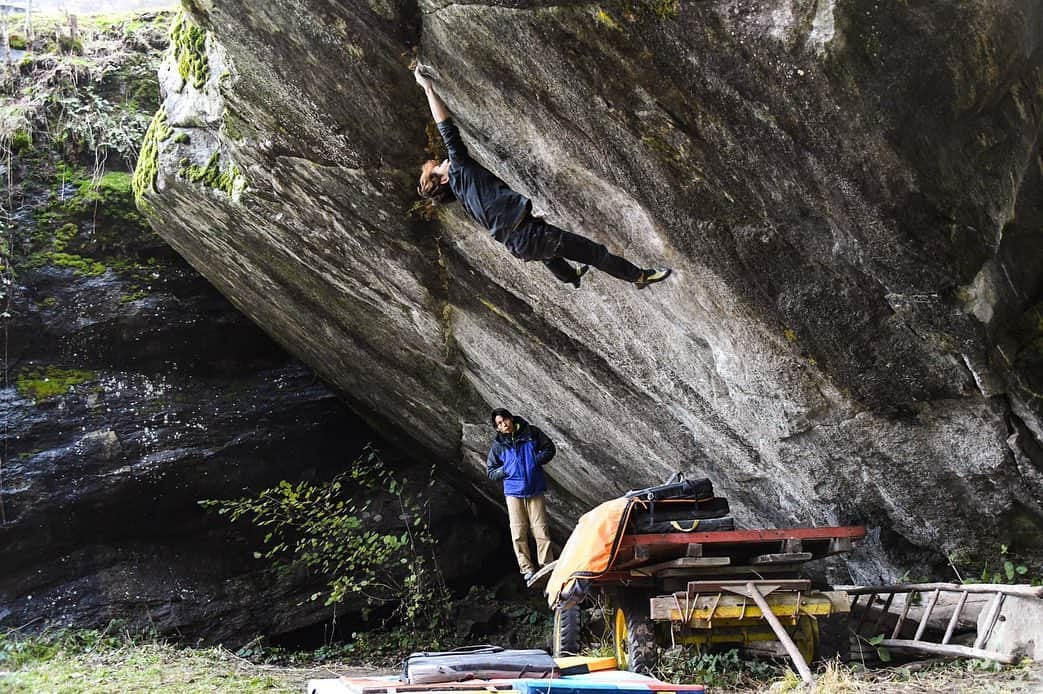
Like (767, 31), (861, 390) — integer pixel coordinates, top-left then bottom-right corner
(546, 497), (636, 608)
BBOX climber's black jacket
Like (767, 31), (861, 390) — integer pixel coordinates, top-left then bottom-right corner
(438, 119), (545, 258)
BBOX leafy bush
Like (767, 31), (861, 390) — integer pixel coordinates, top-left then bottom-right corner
(200, 446), (450, 632)
(652, 647), (780, 689)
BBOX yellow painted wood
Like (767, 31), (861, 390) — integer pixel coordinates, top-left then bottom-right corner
(650, 590), (845, 624)
(554, 656), (618, 673)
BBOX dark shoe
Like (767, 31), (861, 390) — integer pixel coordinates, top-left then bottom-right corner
(636, 267), (672, 289)
(570, 265), (590, 289)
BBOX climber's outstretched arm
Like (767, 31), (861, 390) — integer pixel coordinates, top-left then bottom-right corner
(415, 65), (450, 123)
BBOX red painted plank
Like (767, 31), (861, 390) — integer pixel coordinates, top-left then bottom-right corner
(618, 526), (866, 548)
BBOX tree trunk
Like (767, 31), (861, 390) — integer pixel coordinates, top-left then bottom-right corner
(24, 0), (33, 47)
(2, 8), (11, 68)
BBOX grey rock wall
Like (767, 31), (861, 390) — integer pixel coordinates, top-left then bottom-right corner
(141, 0), (1043, 579)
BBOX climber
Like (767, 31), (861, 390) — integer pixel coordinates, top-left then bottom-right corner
(414, 65), (671, 290)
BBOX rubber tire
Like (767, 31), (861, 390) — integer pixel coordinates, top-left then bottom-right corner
(815, 612), (852, 663)
(553, 605), (582, 656)
(613, 593), (657, 674)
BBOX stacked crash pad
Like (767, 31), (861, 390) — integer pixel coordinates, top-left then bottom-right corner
(546, 477), (733, 608)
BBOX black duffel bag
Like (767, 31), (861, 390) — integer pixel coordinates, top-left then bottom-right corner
(629, 496), (731, 527)
(632, 515), (735, 534)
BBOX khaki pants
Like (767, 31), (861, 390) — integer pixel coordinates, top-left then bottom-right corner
(506, 494), (554, 574)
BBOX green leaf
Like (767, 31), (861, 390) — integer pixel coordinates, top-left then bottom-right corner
(868, 634), (884, 646)
(1016, 565), (1028, 575)
(1005, 561), (1015, 581)
(877, 646), (892, 663)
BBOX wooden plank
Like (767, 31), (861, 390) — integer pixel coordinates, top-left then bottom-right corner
(879, 639), (1016, 665)
(974, 593), (1005, 650)
(890, 592), (914, 639)
(751, 552), (813, 565)
(684, 543), (703, 558)
(942, 591), (969, 645)
(650, 591), (835, 621)
(618, 526), (867, 549)
(855, 593), (877, 634)
(686, 579), (811, 594)
(914, 589), (941, 641)
(869, 593), (895, 634)
(633, 556), (730, 575)
(843, 583), (1043, 599)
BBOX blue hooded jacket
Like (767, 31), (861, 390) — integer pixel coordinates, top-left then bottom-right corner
(486, 417), (555, 498)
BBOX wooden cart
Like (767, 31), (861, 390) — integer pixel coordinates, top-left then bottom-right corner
(546, 526), (866, 685)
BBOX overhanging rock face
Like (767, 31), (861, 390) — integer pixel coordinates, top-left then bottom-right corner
(140, 0), (1043, 578)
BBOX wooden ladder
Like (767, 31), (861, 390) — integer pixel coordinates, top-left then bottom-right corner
(846, 582), (1043, 664)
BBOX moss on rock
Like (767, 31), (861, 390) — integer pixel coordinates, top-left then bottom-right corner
(170, 10), (210, 91)
(133, 107), (172, 215)
(178, 151), (244, 197)
(16, 366), (96, 403)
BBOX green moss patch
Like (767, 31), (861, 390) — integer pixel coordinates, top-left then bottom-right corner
(16, 366), (96, 403)
(178, 151), (244, 196)
(20, 166), (156, 276)
(133, 107), (173, 214)
(170, 10), (210, 90)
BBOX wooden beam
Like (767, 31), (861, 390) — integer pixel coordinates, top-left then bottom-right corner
(745, 582), (814, 686)
(843, 583), (1043, 598)
(632, 557), (730, 575)
(687, 579), (811, 594)
(879, 639), (1016, 665)
(751, 552), (813, 565)
(619, 526), (867, 548)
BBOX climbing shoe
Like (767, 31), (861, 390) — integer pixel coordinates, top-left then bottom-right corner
(571, 265), (590, 289)
(636, 267), (672, 289)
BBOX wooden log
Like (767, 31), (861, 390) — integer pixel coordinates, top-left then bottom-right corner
(745, 582), (814, 686)
(879, 639), (1016, 665)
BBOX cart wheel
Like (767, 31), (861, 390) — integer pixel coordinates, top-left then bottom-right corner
(613, 594), (656, 674)
(790, 614), (819, 665)
(553, 605), (582, 656)
(815, 612), (851, 662)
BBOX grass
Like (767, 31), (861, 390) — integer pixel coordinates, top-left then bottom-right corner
(2, 628), (1042, 693)
(0, 629), (306, 693)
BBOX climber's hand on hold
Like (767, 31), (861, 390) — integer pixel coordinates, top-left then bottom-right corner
(414, 64), (433, 90)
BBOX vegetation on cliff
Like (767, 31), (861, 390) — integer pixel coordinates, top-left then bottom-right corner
(1, 11), (172, 292)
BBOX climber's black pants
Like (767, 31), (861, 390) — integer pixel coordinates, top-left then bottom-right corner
(504, 217), (643, 284)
